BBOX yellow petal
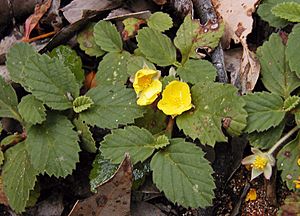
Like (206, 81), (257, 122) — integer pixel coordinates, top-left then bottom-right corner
(157, 80), (192, 117)
(133, 69), (158, 94)
(137, 80), (162, 106)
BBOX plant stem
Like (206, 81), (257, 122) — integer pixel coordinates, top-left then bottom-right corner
(165, 117), (175, 138)
(268, 126), (299, 154)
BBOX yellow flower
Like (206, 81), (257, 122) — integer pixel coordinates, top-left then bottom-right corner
(298, 158), (300, 166)
(157, 80), (193, 118)
(133, 69), (162, 106)
(245, 188), (257, 201)
(241, 148), (275, 181)
(293, 177), (300, 189)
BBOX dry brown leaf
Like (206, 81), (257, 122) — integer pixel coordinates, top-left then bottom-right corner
(68, 154), (132, 216)
(0, 177), (9, 206)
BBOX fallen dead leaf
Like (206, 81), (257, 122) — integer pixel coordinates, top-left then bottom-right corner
(61, 0), (123, 24)
(23, 0), (53, 41)
(68, 154), (132, 216)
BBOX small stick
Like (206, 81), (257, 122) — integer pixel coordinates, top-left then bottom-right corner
(22, 31), (56, 43)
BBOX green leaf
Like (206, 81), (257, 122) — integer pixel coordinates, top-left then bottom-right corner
(3, 143), (37, 213)
(24, 54), (79, 110)
(147, 12), (173, 32)
(0, 134), (21, 147)
(26, 183), (40, 208)
(137, 27), (177, 66)
(126, 55), (156, 76)
(284, 95), (300, 111)
(79, 85), (145, 129)
(6, 42), (37, 87)
(18, 95), (46, 124)
(174, 14), (224, 64)
(0, 150), (4, 166)
(122, 17), (144, 39)
(0, 77), (20, 120)
(176, 59), (216, 84)
(177, 83), (247, 146)
(73, 118), (97, 153)
(26, 113), (80, 177)
(101, 126), (169, 164)
(73, 95), (94, 113)
(49, 45), (85, 84)
(135, 107), (167, 134)
(244, 92), (285, 133)
(150, 138), (215, 208)
(287, 24), (300, 78)
(257, 33), (300, 99)
(277, 135), (300, 190)
(77, 23), (105, 57)
(272, 2), (300, 22)
(154, 135), (170, 149)
(94, 20), (123, 52)
(89, 153), (118, 192)
(96, 52), (131, 86)
(257, 0), (300, 28)
(248, 120), (285, 150)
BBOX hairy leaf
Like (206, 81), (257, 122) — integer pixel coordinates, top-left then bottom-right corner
(101, 126), (169, 164)
(96, 52), (131, 86)
(176, 59), (216, 84)
(272, 2), (300, 22)
(257, 34), (300, 99)
(244, 92), (285, 133)
(6, 42), (37, 87)
(49, 45), (85, 84)
(24, 54), (79, 110)
(147, 12), (173, 32)
(277, 135), (300, 190)
(284, 95), (300, 112)
(137, 27), (177, 66)
(0, 150), (3, 166)
(18, 95), (46, 124)
(174, 14), (224, 63)
(127, 55), (156, 76)
(73, 118), (97, 153)
(248, 120), (285, 150)
(79, 85), (145, 129)
(150, 138), (215, 208)
(177, 83), (247, 146)
(0, 77), (20, 120)
(26, 113), (80, 177)
(77, 23), (105, 57)
(89, 153), (118, 192)
(73, 96), (94, 113)
(94, 20), (123, 52)
(287, 24), (300, 78)
(3, 143), (37, 213)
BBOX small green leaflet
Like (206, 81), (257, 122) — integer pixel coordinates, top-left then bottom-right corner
(283, 95), (300, 112)
(177, 82), (247, 146)
(150, 138), (215, 208)
(94, 20), (123, 52)
(287, 24), (300, 78)
(24, 54), (79, 110)
(77, 23), (105, 57)
(96, 52), (131, 86)
(49, 45), (85, 84)
(6, 42), (37, 88)
(137, 27), (177, 66)
(248, 120), (285, 150)
(89, 153), (118, 192)
(18, 95), (46, 125)
(3, 142), (37, 213)
(257, 34), (300, 99)
(79, 85), (145, 129)
(0, 150), (3, 166)
(176, 59), (216, 84)
(174, 14), (224, 64)
(244, 92), (285, 133)
(101, 126), (170, 164)
(122, 17), (144, 40)
(277, 134), (300, 190)
(26, 113), (80, 177)
(73, 96), (94, 113)
(0, 77), (20, 120)
(126, 55), (156, 76)
(272, 2), (300, 22)
(73, 118), (97, 153)
(147, 12), (173, 32)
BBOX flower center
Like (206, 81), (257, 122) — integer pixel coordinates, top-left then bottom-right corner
(140, 76), (153, 89)
(252, 156), (268, 170)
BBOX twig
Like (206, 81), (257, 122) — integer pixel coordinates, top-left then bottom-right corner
(192, 0), (228, 83)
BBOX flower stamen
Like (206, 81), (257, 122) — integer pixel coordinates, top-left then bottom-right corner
(252, 156), (268, 170)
